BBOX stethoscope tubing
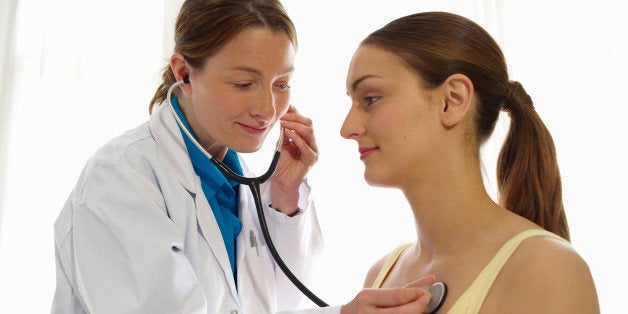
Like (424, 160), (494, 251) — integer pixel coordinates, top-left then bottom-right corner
(166, 79), (329, 307)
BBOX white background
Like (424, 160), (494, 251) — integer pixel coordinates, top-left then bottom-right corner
(1, 0), (626, 312)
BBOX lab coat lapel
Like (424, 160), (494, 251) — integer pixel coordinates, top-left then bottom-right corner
(194, 182), (238, 298)
(236, 180), (253, 267)
(150, 102), (238, 299)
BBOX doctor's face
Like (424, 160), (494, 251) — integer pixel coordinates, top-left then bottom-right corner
(341, 45), (443, 188)
(184, 27), (295, 157)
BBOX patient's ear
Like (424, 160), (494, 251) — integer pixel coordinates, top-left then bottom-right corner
(439, 74), (474, 127)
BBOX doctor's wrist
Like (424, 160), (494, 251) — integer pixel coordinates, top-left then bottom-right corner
(269, 183), (300, 216)
(269, 203), (300, 217)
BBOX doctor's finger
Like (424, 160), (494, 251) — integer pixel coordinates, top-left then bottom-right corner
(282, 129), (318, 165)
(405, 275), (436, 288)
(377, 292), (432, 314)
(281, 105), (318, 151)
(357, 288), (431, 308)
(280, 119), (318, 152)
(281, 105), (313, 126)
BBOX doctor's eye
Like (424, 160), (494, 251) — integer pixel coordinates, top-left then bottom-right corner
(233, 83), (252, 90)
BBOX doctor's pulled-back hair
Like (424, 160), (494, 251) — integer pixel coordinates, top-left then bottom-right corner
(362, 12), (570, 240)
(149, 0), (297, 113)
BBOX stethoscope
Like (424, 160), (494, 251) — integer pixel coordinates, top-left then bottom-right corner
(166, 76), (447, 313)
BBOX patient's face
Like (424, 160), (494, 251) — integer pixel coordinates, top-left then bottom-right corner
(341, 44), (443, 188)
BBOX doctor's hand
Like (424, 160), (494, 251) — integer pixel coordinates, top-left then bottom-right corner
(270, 105), (318, 215)
(404, 275), (437, 288)
(340, 275), (435, 314)
(340, 288), (432, 314)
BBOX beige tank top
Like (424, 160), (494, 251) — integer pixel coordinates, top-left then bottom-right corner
(371, 229), (567, 313)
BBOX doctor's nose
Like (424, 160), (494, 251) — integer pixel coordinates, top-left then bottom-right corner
(251, 88), (277, 120)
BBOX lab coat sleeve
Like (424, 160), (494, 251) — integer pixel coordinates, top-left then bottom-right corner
(52, 222), (86, 314)
(54, 159), (206, 314)
(277, 305), (342, 314)
(260, 179), (326, 311)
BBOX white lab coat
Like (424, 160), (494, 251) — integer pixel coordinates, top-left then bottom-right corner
(51, 102), (341, 314)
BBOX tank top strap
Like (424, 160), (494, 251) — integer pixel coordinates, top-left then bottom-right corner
(449, 229), (567, 313)
(371, 242), (414, 288)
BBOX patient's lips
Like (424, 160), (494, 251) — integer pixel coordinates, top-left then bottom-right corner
(358, 147), (378, 160)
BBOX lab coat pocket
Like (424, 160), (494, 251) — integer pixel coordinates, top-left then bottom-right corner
(239, 237), (278, 313)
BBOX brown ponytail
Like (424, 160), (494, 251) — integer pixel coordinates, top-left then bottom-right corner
(497, 81), (570, 240)
(148, 0), (297, 114)
(363, 12), (569, 240)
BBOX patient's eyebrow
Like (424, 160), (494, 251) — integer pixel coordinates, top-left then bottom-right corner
(350, 74), (379, 94)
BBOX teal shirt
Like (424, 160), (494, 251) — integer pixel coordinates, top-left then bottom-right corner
(171, 96), (243, 282)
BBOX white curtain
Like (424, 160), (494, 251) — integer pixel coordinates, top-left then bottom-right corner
(0, 0), (166, 312)
(0, 1), (625, 313)
(0, 0), (17, 243)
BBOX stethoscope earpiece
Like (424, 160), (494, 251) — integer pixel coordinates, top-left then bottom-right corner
(183, 75), (190, 84)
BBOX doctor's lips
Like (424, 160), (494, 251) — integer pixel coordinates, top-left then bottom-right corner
(238, 122), (269, 135)
(358, 147), (378, 160)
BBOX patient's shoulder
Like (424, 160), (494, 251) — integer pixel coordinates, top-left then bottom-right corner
(363, 243), (414, 288)
(485, 234), (599, 313)
(363, 251), (393, 288)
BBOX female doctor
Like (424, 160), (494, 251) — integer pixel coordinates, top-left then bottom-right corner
(51, 0), (432, 313)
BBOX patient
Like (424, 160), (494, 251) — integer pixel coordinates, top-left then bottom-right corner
(341, 11), (600, 313)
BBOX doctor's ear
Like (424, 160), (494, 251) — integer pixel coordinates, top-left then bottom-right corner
(439, 74), (474, 127)
(170, 53), (192, 94)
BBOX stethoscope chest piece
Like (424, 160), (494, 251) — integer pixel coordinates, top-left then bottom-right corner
(423, 282), (448, 313)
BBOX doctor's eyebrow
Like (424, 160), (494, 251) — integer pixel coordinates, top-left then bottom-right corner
(232, 66), (295, 77)
(348, 74), (379, 95)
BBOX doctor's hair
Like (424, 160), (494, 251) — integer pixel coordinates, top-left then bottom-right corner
(362, 11), (570, 241)
(149, 0), (297, 113)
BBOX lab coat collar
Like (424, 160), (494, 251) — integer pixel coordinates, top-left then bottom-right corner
(149, 101), (198, 193)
